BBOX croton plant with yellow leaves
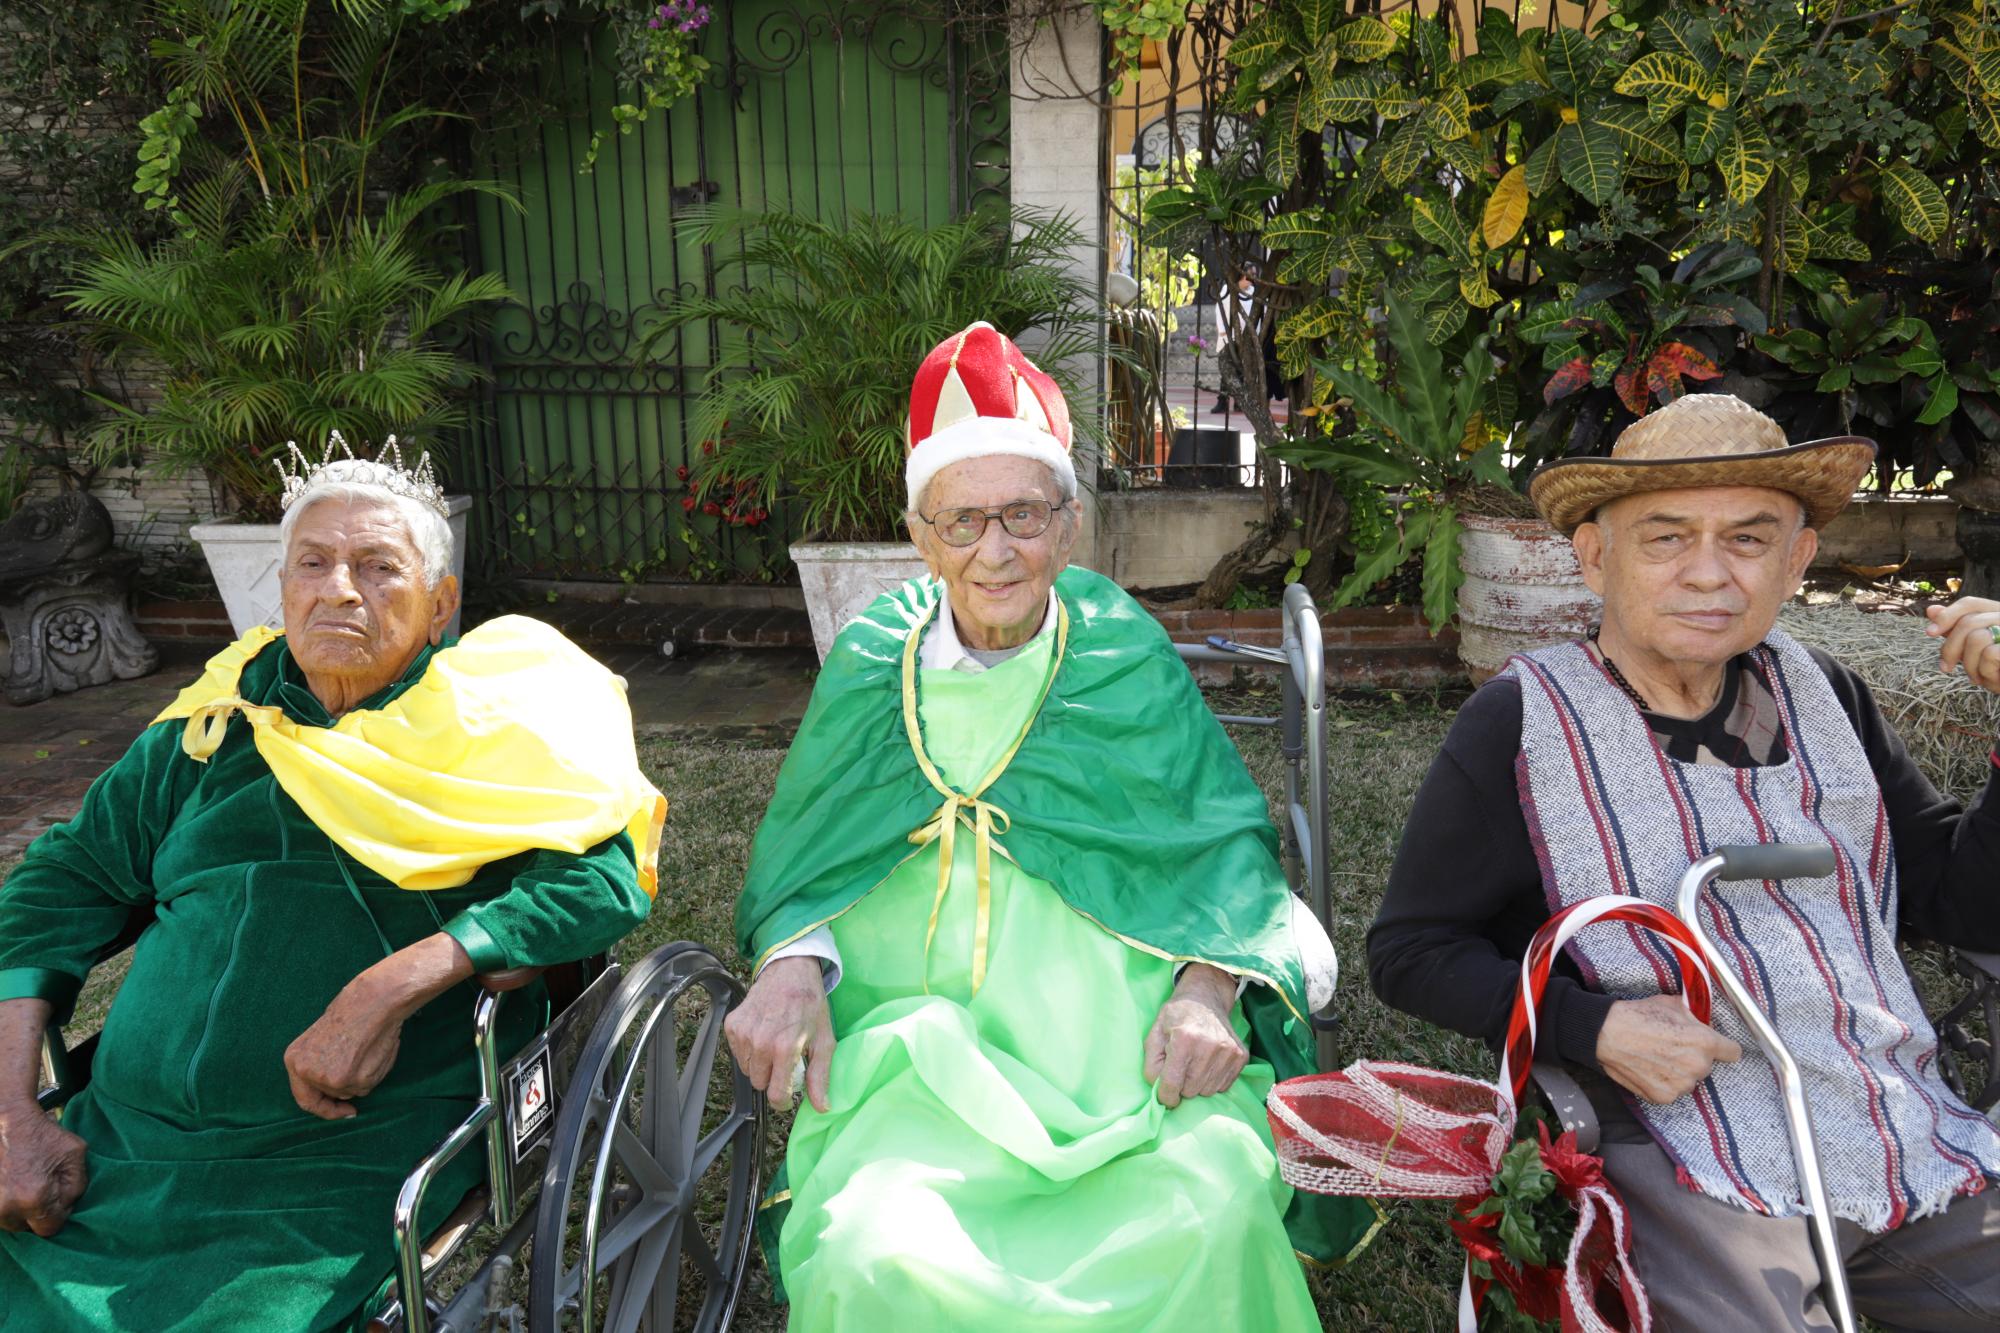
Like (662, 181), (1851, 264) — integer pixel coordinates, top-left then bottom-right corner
(1144, 0), (2000, 615)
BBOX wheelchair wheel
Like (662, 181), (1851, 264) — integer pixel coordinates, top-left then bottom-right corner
(529, 941), (762, 1332)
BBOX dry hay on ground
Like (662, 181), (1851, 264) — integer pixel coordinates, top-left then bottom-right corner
(1779, 599), (2000, 803)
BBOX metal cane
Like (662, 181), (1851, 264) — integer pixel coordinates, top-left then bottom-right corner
(1674, 843), (1855, 1333)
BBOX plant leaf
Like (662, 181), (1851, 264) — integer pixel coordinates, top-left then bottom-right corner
(1482, 164), (1529, 247)
(1614, 51), (1713, 111)
(1430, 84), (1474, 141)
(1557, 119), (1626, 205)
(1878, 161), (1949, 242)
(1421, 501), (1462, 634)
(1318, 71), (1393, 122)
(1424, 299), (1470, 343)
(1523, 136), (1561, 196)
(1543, 355), (1592, 403)
(1373, 120), (1430, 186)
(1544, 28), (1600, 100)
(1681, 103), (1735, 164)
(1334, 15), (1397, 62)
(1597, 103), (1683, 164)
(1412, 197), (1472, 255)
(1716, 118), (1774, 206)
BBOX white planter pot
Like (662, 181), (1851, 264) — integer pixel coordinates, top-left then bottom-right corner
(1455, 513), (1600, 683)
(191, 495), (473, 639)
(789, 541), (928, 662)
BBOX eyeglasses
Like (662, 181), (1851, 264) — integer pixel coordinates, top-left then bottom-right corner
(916, 497), (1067, 548)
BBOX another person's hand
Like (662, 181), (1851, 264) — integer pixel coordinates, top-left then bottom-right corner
(1596, 994), (1741, 1104)
(1926, 597), (2000, 694)
(0, 1102), (88, 1237)
(1144, 963), (1248, 1109)
(724, 957), (834, 1114)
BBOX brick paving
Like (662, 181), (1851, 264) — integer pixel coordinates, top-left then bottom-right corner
(0, 642), (216, 860)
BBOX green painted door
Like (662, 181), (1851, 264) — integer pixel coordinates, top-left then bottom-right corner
(459, 2), (1009, 581)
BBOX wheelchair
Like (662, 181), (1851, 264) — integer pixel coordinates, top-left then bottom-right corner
(37, 911), (764, 1333)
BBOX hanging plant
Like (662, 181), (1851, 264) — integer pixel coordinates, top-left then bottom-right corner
(582, 0), (712, 171)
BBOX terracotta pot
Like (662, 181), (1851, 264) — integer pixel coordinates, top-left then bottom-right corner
(1455, 513), (1600, 683)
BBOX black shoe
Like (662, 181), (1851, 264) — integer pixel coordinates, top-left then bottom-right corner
(1210, 398), (1230, 413)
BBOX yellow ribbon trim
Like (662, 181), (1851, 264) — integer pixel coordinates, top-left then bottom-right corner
(151, 618), (667, 895)
(898, 594), (1069, 995)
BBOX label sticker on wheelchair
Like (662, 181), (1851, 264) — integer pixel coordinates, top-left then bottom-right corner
(510, 1047), (556, 1161)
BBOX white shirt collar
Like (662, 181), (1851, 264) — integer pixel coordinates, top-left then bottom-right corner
(921, 583), (1059, 673)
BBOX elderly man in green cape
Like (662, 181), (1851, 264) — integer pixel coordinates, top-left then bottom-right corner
(0, 443), (663, 1331)
(725, 323), (1378, 1330)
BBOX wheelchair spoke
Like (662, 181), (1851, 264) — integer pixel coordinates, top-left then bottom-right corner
(677, 1002), (724, 1155)
(553, 1197), (672, 1308)
(683, 1216), (726, 1286)
(611, 1217), (678, 1333)
(689, 1107), (752, 1181)
(611, 1119), (678, 1200)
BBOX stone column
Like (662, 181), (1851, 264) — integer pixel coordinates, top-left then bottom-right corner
(1008, 2), (1108, 571)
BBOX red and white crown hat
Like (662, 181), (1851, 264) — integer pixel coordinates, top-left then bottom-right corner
(905, 322), (1074, 511)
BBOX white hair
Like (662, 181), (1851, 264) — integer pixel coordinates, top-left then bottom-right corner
(277, 461), (454, 584)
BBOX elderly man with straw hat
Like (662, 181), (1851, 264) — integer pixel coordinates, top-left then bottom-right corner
(1370, 393), (2000, 1330)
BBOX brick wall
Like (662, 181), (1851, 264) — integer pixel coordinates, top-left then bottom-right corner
(134, 598), (231, 641)
(1153, 604), (1466, 690)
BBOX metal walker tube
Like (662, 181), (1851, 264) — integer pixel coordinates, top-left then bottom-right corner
(1674, 845), (1855, 1333)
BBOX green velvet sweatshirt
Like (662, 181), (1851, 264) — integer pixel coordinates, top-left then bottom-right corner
(0, 634), (653, 1333)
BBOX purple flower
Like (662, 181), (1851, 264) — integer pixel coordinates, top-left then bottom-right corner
(648, 15), (661, 26)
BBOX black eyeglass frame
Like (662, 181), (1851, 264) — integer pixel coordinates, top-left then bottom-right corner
(913, 497), (1070, 548)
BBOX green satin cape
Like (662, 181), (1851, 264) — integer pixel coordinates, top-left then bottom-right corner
(736, 566), (1378, 1267)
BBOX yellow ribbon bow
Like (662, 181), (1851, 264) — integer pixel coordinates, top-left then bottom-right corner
(896, 591), (1069, 997)
(908, 791), (1015, 994)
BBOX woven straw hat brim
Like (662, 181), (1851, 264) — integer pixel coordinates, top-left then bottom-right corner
(1529, 436), (1877, 535)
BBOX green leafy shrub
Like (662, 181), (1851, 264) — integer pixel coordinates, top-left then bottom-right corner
(30, 0), (519, 520)
(643, 207), (1111, 544)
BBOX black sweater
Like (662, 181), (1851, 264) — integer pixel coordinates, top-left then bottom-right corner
(1366, 646), (2000, 1071)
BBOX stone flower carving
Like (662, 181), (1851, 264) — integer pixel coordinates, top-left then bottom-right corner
(46, 607), (100, 655)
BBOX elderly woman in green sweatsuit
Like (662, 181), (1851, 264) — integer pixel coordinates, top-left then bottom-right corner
(0, 445), (663, 1332)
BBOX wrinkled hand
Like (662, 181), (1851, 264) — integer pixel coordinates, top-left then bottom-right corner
(1927, 597), (2000, 694)
(1144, 964), (1248, 1109)
(1596, 994), (1741, 1105)
(284, 974), (409, 1120)
(0, 1102), (88, 1237)
(724, 957), (834, 1114)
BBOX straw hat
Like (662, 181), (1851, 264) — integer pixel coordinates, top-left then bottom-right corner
(1529, 394), (1876, 535)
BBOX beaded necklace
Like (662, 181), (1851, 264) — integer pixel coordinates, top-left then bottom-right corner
(1586, 627), (1654, 713)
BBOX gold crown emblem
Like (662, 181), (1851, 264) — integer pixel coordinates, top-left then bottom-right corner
(275, 431), (448, 518)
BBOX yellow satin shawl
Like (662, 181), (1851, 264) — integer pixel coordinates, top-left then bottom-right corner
(152, 616), (666, 896)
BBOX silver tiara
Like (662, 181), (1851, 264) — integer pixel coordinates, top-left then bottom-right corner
(275, 432), (448, 518)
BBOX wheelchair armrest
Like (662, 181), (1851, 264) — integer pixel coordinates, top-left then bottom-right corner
(474, 966), (545, 993)
(1530, 1061), (1600, 1155)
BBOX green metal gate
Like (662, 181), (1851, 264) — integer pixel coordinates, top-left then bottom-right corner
(456, 2), (1010, 582)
